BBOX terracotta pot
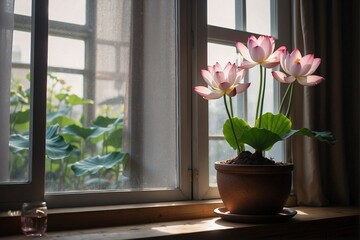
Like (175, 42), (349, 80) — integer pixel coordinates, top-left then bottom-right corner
(215, 161), (293, 215)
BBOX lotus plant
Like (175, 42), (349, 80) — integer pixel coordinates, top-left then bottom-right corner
(194, 62), (250, 152)
(194, 35), (334, 162)
(272, 48), (325, 117)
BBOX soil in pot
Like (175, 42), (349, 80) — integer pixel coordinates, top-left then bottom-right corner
(223, 150), (281, 165)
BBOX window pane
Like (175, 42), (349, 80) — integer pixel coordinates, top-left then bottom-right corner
(207, 43), (238, 136)
(207, 0), (236, 29)
(49, 0), (86, 25)
(48, 37), (85, 69)
(2, 5), (32, 183)
(245, 0), (271, 35)
(245, 66), (274, 125)
(12, 31), (31, 64)
(207, 43), (238, 184)
(45, 0), (178, 193)
(14, 0), (31, 16)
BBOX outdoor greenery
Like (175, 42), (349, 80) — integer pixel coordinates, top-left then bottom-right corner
(9, 73), (128, 191)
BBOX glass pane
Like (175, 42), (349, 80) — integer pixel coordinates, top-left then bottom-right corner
(45, 0), (178, 192)
(208, 43), (238, 136)
(2, 5), (32, 183)
(14, 0), (31, 16)
(48, 36), (85, 69)
(245, 66), (274, 125)
(246, 0), (271, 35)
(49, 0), (86, 25)
(207, 43), (239, 184)
(209, 139), (236, 187)
(208, 0), (236, 29)
(12, 31), (31, 64)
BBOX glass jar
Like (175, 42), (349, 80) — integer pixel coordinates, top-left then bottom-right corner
(21, 202), (47, 237)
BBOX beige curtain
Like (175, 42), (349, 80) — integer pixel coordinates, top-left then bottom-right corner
(291, 0), (359, 205)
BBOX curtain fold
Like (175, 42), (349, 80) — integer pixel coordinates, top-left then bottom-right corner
(292, 0), (359, 205)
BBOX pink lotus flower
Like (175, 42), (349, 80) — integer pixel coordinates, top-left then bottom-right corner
(194, 62), (250, 100)
(236, 35), (285, 69)
(272, 49), (324, 86)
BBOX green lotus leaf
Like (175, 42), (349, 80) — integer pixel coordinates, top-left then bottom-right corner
(9, 134), (29, 153)
(66, 94), (94, 106)
(88, 116), (124, 142)
(61, 125), (98, 140)
(55, 93), (68, 102)
(9, 124), (73, 159)
(223, 113), (335, 152)
(286, 128), (336, 144)
(10, 109), (30, 132)
(107, 127), (123, 148)
(241, 128), (282, 151)
(223, 117), (250, 150)
(11, 109), (30, 124)
(91, 116), (120, 128)
(70, 151), (128, 176)
(47, 108), (70, 122)
(47, 110), (81, 128)
(45, 124), (73, 159)
(256, 113), (292, 136)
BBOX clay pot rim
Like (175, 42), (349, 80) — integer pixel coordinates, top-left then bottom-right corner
(215, 161), (293, 174)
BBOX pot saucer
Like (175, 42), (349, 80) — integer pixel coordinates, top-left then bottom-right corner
(214, 207), (297, 223)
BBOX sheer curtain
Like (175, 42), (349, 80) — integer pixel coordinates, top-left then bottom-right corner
(0, 0), (13, 181)
(123, 0), (178, 189)
(292, 0), (359, 205)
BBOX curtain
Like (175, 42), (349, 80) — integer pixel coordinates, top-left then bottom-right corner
(124, 0), (178, 189)
(0, 0), (13, 181)
(292, 0), (359, 205)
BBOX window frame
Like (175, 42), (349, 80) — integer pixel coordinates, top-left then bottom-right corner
(0, 0), (292, 210)
(0, 0), (48, 210)
(0, 0), (193, 210)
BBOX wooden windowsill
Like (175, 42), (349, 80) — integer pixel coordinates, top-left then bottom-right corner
(3, 206), (360, 239)
(0, 200), (224, 236)
(1, 202), (359, 239)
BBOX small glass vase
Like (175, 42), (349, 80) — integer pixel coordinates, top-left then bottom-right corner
(21, 202), (48, 237)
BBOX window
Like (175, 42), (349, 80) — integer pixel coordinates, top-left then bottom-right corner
(0, 0), (291, 210)
(192, 0), (292, 198)
(0, 0), (191, 209)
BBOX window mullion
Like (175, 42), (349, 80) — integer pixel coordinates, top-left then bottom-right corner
(28, 0), (49, 202)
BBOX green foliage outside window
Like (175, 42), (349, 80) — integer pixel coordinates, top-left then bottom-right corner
(9, 73), (128, 191)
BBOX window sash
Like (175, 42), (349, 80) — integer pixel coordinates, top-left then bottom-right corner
(0, 0), (48, 210)
(0, 0), (193, 210)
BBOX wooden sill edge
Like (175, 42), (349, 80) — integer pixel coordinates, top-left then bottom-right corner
(0, 199), (224, 236)
(2, 206), (359, 239)
(0, 195), (304, 237)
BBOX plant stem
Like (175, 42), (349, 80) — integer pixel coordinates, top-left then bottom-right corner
(258, 66), (267, 128)
(255, 65), (263, 122)
(279, 82), (293, 114)
(229, 96), (234, 118)
(223, 95), (241, 153)
(285, 83), (295, 118)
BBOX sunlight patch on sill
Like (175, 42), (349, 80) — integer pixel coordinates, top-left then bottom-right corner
(296, 210), (309, 215)
(151, 218), (231, 234)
